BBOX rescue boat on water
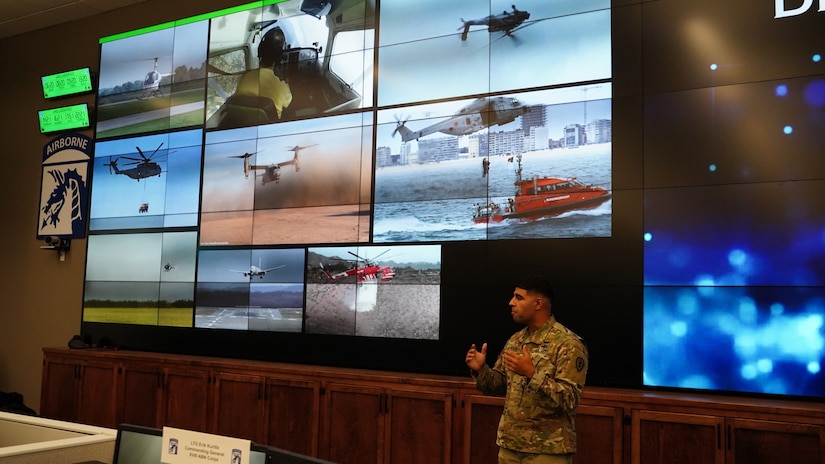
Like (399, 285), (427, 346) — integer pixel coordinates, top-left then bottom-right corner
(472, 154), (611, 224)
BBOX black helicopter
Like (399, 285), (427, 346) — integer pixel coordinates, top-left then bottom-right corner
(459, 5), (530, 41)
(105, 143), (165, 181)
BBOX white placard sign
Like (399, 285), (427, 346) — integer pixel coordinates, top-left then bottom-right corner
(161, 427), (251, 464)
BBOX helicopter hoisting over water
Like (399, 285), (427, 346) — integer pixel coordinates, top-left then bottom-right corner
(392, 96), (530, 143)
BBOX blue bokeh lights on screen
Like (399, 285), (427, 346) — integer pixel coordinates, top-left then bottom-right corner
(643, 74), (825, 399)
(644, 285), (825, 396)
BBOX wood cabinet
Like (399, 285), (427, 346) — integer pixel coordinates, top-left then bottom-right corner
(460, 392), (625, 464)
(40, 348), (825, 464)
(159, 366), (211, 433)
(320, 382), (453, 464)
(630, 405), (825, 464)
(210, 371), (322, 456)
(264, 376), (321, 456)
(574, 404), (625, 464)
(632, 410), (724, 464)
(726, 418), (825, 464)
(40, 354), (118, 428)
(118, 361), (162, 428)
(212, 372), (267, 443)
(461, 392), (503, 464)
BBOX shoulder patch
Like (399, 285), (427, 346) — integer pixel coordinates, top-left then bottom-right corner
(576, 357), (585, 372)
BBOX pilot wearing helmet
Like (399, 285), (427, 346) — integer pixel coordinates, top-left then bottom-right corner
(233, 26), (293, 120)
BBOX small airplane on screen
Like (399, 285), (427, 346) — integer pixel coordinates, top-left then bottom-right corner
(459, 5), (531, 41)
(231, 258), (286, 279)
(392, 97), (530, 143)
(230, 144), (316, 186)
(105, 143), (168, 181)
(320, 250), (396, 285)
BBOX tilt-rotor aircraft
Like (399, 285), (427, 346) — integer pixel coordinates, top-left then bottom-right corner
(392, 96), (531, 143)
(459, 5), (531, 41)
(231, 258), (286, 279)
(230, 144), (316, 186)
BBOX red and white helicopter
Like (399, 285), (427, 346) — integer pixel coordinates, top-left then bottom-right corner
(320, 250), (396, 284)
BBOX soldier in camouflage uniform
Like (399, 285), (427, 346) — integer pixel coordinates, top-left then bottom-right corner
(465, 275), (588, 464)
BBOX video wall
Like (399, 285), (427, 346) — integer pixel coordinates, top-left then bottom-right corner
(81, 0), (825, 401)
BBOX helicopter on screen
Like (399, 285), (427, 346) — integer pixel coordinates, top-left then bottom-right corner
(230, 144), (316, 186)
(104, 143), (167, 181)
(137, 57), (171, 100)
(392, 96), (531, 143)
(320, 250), (396, 285)
(459, 5), (531, 41)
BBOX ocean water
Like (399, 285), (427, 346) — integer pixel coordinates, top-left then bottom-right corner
(373, 144), (612, 242)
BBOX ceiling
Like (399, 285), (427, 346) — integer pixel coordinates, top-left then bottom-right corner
(0, 0), (150, 39)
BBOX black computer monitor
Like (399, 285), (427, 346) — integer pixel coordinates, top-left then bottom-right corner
(112, 424), (268, 464)
(262, 445), (336, 464)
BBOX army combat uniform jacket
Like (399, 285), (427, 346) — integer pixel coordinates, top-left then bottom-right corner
(473, 316), (588, 454)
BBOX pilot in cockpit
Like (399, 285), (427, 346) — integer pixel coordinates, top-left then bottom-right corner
(234, 26), (293, 120)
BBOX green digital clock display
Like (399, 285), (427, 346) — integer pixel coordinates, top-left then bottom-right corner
(38, 103), (91, 133)
(41, 67), (94, 99)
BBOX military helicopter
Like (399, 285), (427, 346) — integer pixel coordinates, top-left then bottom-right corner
(459, 4), (531, 41)
(230, 144), (316, 186)
(392, 96), (531, 143)
(105, 143), (167, 181)
(320, 250), (396, 285)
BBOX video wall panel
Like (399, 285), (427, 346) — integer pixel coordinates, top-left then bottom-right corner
(86, 0), (616, 365)
(640, 0), (825, 399)
(81, 0), (824, 400)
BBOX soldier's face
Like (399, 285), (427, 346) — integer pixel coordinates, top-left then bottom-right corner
(509, 287), (540, 325)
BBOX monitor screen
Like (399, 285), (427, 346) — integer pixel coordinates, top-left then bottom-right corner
(41, 67), (94, 99)
(38, 103), (91, 133)
(112, 424), (268, 464)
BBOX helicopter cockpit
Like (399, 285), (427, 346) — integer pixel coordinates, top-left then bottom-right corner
(205, 0), (374, 130)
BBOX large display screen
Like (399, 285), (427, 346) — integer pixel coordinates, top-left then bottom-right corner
(84, 0), (618, 381)
(640, 0), (825, 399)
(81, 0), (825, 400)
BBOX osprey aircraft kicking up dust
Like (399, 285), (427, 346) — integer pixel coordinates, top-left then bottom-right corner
(230, 144), (316, 186)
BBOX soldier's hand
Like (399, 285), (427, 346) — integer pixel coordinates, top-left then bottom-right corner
(502, 345), (536, 378)
(465, 343), (487, 372)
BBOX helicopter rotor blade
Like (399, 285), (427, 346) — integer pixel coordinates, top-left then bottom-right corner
(149, 142), (165, 159)
(229, 151), (257, 159)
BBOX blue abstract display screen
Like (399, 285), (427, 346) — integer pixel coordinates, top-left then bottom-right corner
(641, 0), (825, 398)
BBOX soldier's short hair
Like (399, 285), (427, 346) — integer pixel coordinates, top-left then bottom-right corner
(514, 275), (554, 302)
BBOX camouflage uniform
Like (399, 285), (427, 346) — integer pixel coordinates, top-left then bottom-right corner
(473, 316), (588, 455)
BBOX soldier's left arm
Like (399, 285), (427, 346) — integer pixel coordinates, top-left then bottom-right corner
(526, 340), (589, 412)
